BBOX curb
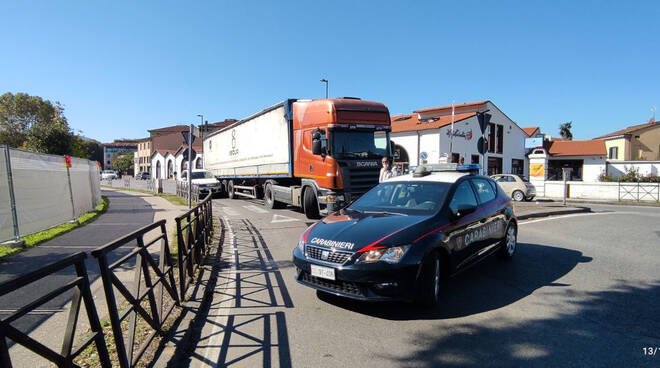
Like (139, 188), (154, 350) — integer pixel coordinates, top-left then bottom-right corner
(517, 206), (591, 221)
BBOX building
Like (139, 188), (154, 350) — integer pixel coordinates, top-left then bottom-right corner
(595, 118), (660, 161)
(134, 138), (151, 176)
(102, 141), (138, 170)
(390, 100), (529, 176)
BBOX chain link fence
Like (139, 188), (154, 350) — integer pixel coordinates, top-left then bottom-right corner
(0, 146), (101, 243)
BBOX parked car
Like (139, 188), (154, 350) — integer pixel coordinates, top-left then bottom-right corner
(293, 164), (518, 307)
(101, 170), (118, 180)
(180, 169), (222, 197)
(491, 174), (535, 201)
(136, 171), (151, 180)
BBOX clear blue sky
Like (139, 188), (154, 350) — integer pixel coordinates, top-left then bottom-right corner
(2, 1), (658, 143)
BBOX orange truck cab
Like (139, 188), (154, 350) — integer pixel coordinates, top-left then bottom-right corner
(203, 98), (392, 219)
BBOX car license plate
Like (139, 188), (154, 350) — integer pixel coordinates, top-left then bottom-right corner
(310, 264), (335, 280)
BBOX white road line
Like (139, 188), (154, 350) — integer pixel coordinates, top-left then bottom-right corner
(519, 211), (640, 225)
(271, 214), (299, 223)
(219, 207), (240, 216)
(198, 215), (237, 368)
(243, 205), (269, 214)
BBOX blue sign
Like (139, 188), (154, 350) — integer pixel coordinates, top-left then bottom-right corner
(525, 137), (543, 149)
(420, 151), (428, 160)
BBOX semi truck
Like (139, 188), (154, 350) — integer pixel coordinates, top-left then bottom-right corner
(203, 98), (392, 219)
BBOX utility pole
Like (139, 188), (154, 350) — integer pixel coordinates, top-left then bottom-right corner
(188, 123), (193, 208)
(320, 78), (328, 98)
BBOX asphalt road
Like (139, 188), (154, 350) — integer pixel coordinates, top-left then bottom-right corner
(181, 199), (660, 368)
(0, 190), (155, 335)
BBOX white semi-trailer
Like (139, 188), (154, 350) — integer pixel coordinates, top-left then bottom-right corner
(203, 98), (392, 219)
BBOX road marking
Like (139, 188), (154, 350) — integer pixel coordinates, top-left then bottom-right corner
(271, 214), (299, 223)
(220, 207), (240, 216)
(243, 205), (269, 214)
(519, 211), (640, 225)
(198, 215), (237, 368)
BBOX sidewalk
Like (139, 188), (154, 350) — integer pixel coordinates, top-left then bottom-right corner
(513, 200), (591, 220)
(2, 188), (187, 367)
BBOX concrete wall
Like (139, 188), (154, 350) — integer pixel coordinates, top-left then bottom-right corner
(607, 161), (660, 177)
(538, 181), (659, 202)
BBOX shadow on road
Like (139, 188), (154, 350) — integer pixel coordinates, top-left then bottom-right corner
(317, 242), (592, 320)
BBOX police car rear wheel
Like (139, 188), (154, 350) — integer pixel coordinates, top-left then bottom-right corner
(498, 223), (517, 259)
(416, 252), (441, 308)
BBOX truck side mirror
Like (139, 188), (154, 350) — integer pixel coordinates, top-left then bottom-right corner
(312, 138), (322, 155)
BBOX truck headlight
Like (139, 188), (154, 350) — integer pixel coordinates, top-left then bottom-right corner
(357, 245), (411, 264)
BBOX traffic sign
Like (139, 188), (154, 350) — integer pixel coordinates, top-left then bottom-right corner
(477, 113), (492, 134)
(182, 131), (196, 146)
(182, 148), (197, 162)
(477, 137), (488, 154)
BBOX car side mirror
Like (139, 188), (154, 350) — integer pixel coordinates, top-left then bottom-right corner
(451, 204), (477, 219)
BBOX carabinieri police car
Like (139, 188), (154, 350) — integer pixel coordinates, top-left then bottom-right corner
(292, 164), (518, 307)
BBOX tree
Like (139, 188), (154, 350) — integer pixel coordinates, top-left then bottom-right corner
(559, 121), (573, 140)
(71, 135), (103, 162)
(111, 150), (134, 175)
(0, 92), (75, 154)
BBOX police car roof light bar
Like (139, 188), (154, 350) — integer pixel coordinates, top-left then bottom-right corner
(456, 164), (481, 174)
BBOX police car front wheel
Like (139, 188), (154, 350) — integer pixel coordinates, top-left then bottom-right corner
(416, 252), (441, 308)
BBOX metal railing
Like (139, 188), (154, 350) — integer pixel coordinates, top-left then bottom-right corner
(0, 252), (111, 368)
(175, 193), (213, 298)
(91, 220), (180, 368)
(618, 182), (660, 202)
(176, 180), (200, 202)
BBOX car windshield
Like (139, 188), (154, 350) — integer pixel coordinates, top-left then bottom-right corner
(331, 130), (389, 159)
(347, 181), (451, 215)
(191, 171), (214, 179)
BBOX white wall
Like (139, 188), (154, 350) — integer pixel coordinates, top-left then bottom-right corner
(391, 132), (419, 165)
(541, 181), (659, 202)
(607, 161), (660, 177)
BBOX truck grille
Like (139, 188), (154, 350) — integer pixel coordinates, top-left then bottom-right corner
(342, 167), (380, 196)
(299, 271), (366, 297)
(305, 245), (352, 264)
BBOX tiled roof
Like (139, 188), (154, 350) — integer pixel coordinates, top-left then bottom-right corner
(148, 124), (189, 133)
(103, 141), (138, 147)
(595, 119), (659, 139)
(208, 119), (238, 128)
(547, 139), (606, 156)
(391, 112), (476, 133)
(174, 143), (202, 156)
(414, 100), (489, 115)
(521, 127), (540, 137)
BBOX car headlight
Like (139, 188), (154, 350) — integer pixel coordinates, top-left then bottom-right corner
(298, 238), (305, 252)
(357, 245), (411, 264)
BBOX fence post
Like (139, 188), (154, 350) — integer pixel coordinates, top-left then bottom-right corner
(65, 158), (77, 222)
(4, 148), (22, 245)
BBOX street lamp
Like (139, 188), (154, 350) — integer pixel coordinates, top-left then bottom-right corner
(320, 78), (328, 99)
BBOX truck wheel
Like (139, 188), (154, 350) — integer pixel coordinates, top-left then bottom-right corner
(264, 183), (284, 209)
(303, 188), (320, 219)
(228, 180), (236, 199)
(415, 251), (441, 308)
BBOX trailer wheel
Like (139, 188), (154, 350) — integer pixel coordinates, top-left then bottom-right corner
(228, 180), (236, 199)
(264, 183), (284, 209)
(303, 188), (320, 219)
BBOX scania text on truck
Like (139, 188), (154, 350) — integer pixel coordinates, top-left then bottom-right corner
(203, 98), (392, 219)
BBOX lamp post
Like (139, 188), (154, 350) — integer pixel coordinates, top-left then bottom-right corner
(320, 78), (328, 99)
(197, 114), (204, 156)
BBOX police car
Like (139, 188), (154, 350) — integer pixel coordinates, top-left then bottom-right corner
(292, 164), (517, 307)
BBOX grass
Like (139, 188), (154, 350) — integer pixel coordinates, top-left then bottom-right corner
(100, 185), (195, 207)
(0, 196), (109, 259)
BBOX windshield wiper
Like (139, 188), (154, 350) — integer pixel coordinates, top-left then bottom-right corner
(363, 210), (407, 216)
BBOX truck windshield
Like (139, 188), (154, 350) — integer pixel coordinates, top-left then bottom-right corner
(347, 181), (450, 215)
(331, 130), (389, 159)
(191, 171), (214, 179)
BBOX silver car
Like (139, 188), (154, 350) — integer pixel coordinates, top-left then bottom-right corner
(491, 174), (536, 201)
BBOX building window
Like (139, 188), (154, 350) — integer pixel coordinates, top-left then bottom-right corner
(496, 125), (503, 154)
(511, 159), (524, 176)
(487, 156), (503, 175)
(451, 153), (460, 163)
(608, 146), (618, 159)
(471, 154), (480, 164)
(488, 123), (496, 153)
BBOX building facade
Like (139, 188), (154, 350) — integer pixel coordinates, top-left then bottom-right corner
(134, 138), (151, 176)
(596, 118), (660, 161)
(390, 101), (529, 176)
